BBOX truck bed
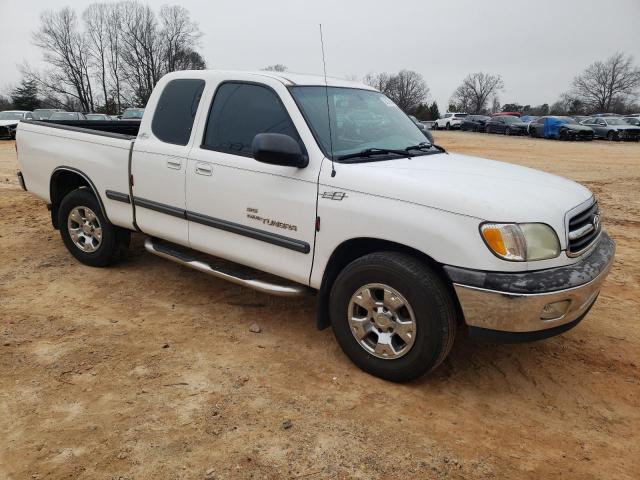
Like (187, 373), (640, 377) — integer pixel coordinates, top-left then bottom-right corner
(17, 120), (137, 230)
(36, 120), (141, 138)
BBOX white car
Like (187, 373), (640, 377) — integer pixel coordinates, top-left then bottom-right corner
(433, 112), (468, 130)
(15, 70), (614, 381)
(0, 110), (33, 139)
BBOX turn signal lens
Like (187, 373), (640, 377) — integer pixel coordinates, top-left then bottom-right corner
(480, 223), (527, 261)
(480, 222), (560, 262)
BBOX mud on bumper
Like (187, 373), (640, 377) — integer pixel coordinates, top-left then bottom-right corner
(444, 232), (615, 342)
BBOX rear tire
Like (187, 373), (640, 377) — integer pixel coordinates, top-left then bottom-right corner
(329, 252), (457, 382)
(58, 189), (129, 267)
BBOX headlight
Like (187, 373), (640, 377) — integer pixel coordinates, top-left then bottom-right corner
(480, 222), (560, 261)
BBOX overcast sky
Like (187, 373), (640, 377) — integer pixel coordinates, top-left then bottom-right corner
(1, 0), (639, 109)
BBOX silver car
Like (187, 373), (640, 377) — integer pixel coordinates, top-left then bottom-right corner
(580, 117), (640, 141)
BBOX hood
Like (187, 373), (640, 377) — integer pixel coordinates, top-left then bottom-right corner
(332, 152), (592, 234)
(510, 122), (528, 128)
(0, 120), (20, 127)
(611, 124), (640, 131)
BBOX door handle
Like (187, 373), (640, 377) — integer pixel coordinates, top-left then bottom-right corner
(195, 163), (213, 176)
(166, 159), (182, 170)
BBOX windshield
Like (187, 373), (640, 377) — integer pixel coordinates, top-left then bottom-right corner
(0, 112), (25, 120)
(290, 86), (428, 160)
(605, 118), (626, 125)
(122, 108), (144, 119)
(50, 112), (82, 120)
(501, 116), (521, 123)
(32, 110), (57, 120)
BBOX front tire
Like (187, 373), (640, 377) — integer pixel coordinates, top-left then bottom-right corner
(58, 189), (129, 267)
(446, 122), (451, 130)
(329, 252), (457, 382)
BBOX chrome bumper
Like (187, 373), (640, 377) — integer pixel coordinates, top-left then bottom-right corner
(446, 232), (615, 336)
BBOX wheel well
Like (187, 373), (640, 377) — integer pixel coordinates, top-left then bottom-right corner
(49, 169), (101, 229)
(315, 238), (455, 329)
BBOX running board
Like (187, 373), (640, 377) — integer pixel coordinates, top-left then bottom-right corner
(144, 237), (312, 297)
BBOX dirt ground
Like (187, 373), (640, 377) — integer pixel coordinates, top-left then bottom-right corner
(1, 132), (638, 480)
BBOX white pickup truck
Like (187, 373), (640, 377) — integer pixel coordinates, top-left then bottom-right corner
(16, 70), (615, 381)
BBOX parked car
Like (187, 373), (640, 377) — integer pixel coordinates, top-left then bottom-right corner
(0, 110), (33, 139)
(432, 112), (467, 130)
(622, 117), (640, 126)
(85, 113), (111, 121)
(49, 112), (87, 121)
(492, 111), (522, 117)
(15, 70), (614, 382)
(529, 116), (594, 141)
(460, 115), (490, 132)
(121, 108), (145, 120)
(32, 109), (65, 120)
(519, 115), (540, 134)
(484, 115), (528, 135)
(571, 115), (590, 124)
(408, 115), (434, 143)
(580, 116), (640, 141)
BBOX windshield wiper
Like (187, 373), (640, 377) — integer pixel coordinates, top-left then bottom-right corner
(404, 142), (447, 154)
(337, 148), (413, 162)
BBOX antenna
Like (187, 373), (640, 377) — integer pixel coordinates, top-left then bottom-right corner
(319, 23), (336, 178)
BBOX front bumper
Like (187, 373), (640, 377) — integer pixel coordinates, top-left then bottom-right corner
(444, 232), (615, 342)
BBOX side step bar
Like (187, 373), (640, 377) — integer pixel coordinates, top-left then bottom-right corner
(144, 237), (312, 297)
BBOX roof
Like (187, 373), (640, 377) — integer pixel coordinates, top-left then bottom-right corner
(0, 110), (30, 114)
(163, 69), (375, 90)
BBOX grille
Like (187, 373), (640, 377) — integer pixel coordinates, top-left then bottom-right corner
(567, 202), (601, 256)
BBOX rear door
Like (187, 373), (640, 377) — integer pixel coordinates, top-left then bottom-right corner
(130, 78), (206, 245)
(186, 79), (320, 285)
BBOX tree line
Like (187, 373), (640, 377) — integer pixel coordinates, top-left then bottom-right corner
(1, 8), (638, 120)
(2, 1), (205, 114)
(361, 52), (640, 119)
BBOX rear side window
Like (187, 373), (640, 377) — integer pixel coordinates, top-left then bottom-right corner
(202, 82), (300, 157)
(152, 79), (205, 145)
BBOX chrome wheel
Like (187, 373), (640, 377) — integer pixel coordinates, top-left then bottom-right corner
(348, 283), (417, 359)
(67, 206), (102, 253)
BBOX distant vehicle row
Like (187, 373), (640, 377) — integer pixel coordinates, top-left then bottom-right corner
(431, 112), (640, 141)
(0, 107), (145, 139)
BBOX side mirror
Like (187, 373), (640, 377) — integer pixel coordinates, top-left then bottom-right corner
(252, 133), (308, 168)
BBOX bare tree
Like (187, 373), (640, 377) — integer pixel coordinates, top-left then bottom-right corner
(364, 70), (429, 113)
(363, 72), (393, 93)
(387, 70), (429, 113)
(450, 72), (504, 114)
(570, 52), (640, 112)
(30, 1), (205, 111)
(105, 3), (124, 113)
(83, 3), (111, 112)
(32, 8), (95, 111)
(263, 64), (288, 72)
(160, 5), (202, 73)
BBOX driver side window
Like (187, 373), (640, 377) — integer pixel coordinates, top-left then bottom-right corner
(202, 82), (300, 157)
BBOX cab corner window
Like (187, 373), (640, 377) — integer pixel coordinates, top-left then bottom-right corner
(202, 82), (300, 156)
(152, 79), (205, 146)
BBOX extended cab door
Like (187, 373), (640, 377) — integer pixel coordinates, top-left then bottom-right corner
(186, 78), (320, 285)
(130, 78), (206, 245)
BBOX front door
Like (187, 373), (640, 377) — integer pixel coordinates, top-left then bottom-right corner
(186, 80), (319, 285)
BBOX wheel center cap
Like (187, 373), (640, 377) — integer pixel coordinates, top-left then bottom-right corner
(82, 224), (92, 235)
(373, 310), (393, 328)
